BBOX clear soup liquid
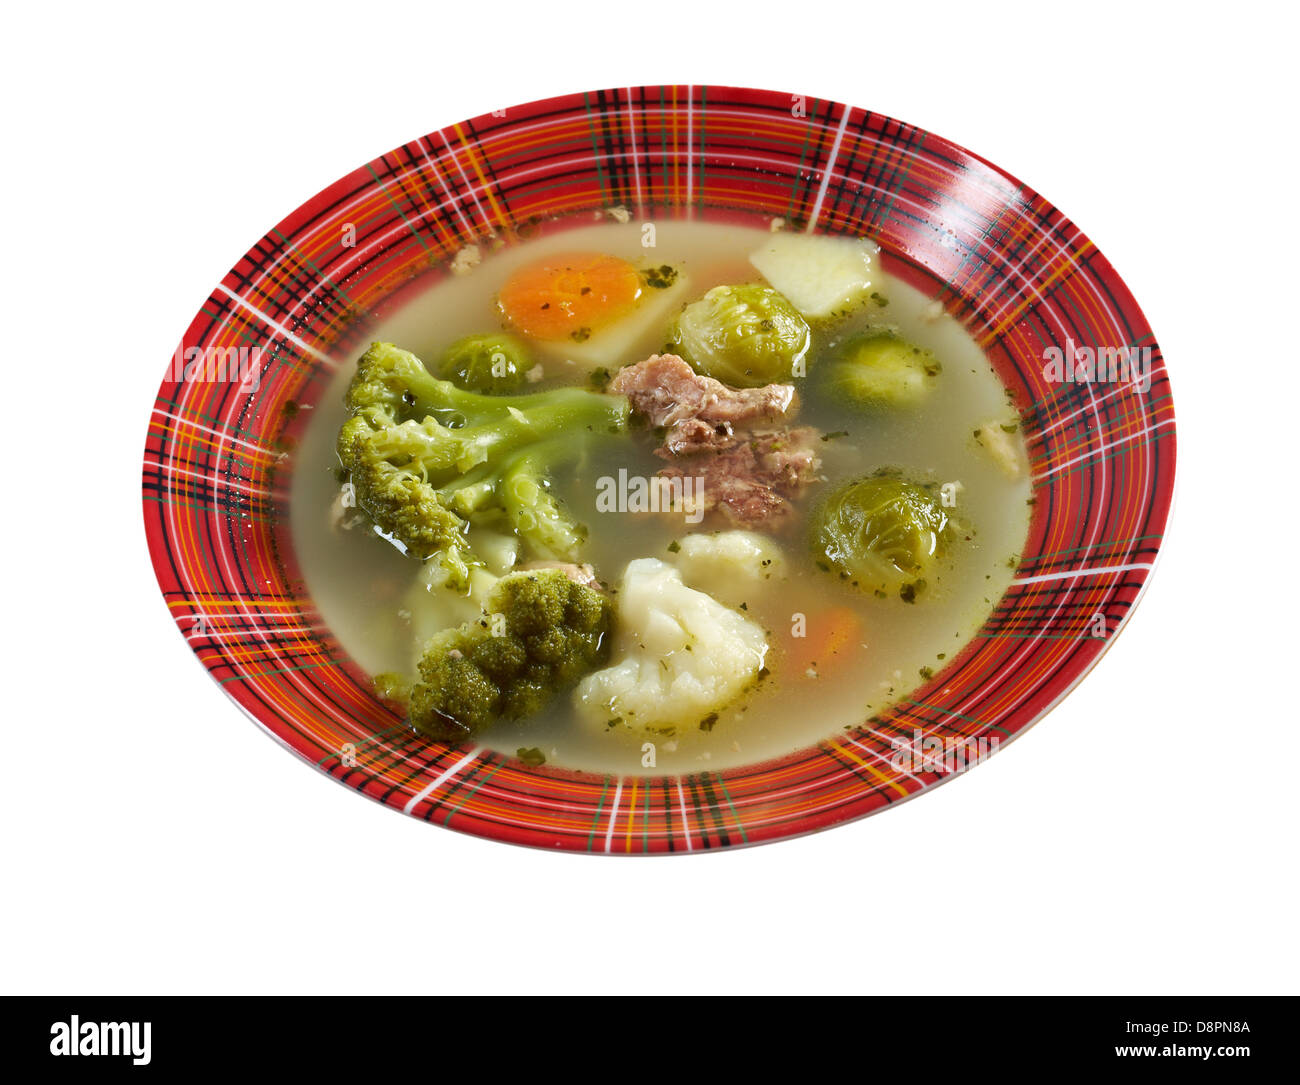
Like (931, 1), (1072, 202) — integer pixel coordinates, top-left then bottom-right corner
(289, 220), (1030, 775)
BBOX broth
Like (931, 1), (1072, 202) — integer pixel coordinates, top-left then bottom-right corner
(288, 220), (1031, 775)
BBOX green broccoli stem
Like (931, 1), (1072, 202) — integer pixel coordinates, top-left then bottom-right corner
(445, 386), (629, 474)
(499, 442), (588, 560)
(349, 341), (629, 439)
(362, 387), (628, 483)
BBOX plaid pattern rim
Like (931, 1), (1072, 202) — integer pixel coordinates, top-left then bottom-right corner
(142, 85), (1175, 854)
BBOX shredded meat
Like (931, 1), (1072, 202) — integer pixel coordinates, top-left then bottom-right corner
(612, 353), (822, 526)
(609, 353), (797, 455)
(657, 428), (822, 526)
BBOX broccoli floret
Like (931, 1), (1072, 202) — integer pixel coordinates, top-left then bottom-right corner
(344, 339), (447, 417)
(408, 569), (613, 741)
(341, 437), (480, 581)
(337, 342), (629, 584)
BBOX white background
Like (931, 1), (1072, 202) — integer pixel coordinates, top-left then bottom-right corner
(3, 0), (1296, 996)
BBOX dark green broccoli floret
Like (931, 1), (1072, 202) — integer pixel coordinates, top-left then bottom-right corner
(342, 450), (480, 584)
(408, 569), (613, 741)
(337, 342), (629, 585)
(438, 332), (532, 395)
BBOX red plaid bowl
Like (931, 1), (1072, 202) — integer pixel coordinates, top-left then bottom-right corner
(142, 86), (1175, 853)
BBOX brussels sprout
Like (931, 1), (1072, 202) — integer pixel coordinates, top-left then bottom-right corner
(820, 329), (940, 409)
(810, 474), (952, 599)
(438, 333), (532, 395)
(668, 284), (811, 387)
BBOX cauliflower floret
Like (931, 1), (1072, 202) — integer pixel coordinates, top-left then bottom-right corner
(574, 558), (768, 733)
(672, 530), (787, 608)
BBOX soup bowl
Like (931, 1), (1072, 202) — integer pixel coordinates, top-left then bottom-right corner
(142, 85), (1175, 853)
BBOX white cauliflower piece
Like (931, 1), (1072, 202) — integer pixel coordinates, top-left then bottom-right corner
(672, 530), (786, 608)
(574, 558), (768, 732)
(467, 525), (520, 576)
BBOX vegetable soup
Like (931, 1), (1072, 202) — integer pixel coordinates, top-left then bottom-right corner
(288, 218), (1031, 775)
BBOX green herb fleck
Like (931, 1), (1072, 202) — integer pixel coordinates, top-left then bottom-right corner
(642, 264), (679, 289)
(899, 580), (925, 604)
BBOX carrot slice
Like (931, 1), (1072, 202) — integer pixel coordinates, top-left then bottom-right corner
(787, 606), (863, 673)
(498, 252), (643, 341)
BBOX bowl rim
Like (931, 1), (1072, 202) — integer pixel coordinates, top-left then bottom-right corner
(142, 83), (1176, 854)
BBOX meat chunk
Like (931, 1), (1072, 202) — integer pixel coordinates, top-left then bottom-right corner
(609, 353), (797, 455)
(657, 428), (822, 526)
(612, 352), (822, 527)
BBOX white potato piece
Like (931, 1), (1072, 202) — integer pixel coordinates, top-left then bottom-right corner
(466, 525), (520, 576)
(748, 232), (879, 319)
(404, 563), (496, 665)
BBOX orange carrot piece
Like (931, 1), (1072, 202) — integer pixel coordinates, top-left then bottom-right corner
(787, 606), (863, 673)
(497, 252), (643, 341)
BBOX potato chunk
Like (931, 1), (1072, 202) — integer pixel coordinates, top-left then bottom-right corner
(748, 232), (879, 319)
